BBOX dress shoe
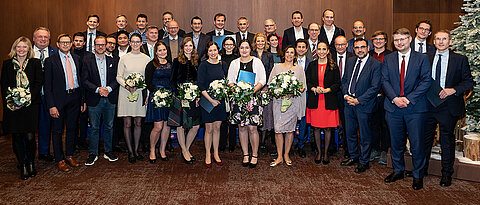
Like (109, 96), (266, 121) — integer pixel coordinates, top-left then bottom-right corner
(66, 157), (80, 167)
(341, 159), (359, 166)
(259, 145), (267, 155)
(354, 163), (370, 173)
(135, 154), (144, 161)
(412, 178), (423, 190)
(242, 155), (250, 167)
(160, 156), (169, 161)
(440, 176), (452, 187)
(19, 164), (29, 180)
(128, 153), (136, 164)
(298, 149), (306, 158)
(149, 158), (157, 164)
(270, 159), (283, 167)
(215, 159), (224, 166)
(38, 154), (54, 162)
(190, 156), (196, 162)
(182, 155), (193, 165)
(219, 146), (226, 153)
(322, 159), (330, 165)
(205, 162), (212, 168)
(27, 162), (37, 177)
(57, 160), (71, 172)
(405, 170), (413, 177)
(384, 172), (404, 183)
(166, 142), (174, 152)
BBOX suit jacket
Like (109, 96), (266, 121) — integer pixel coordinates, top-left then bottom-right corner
(342, 55), (382, 113)
(185, 32), (211, 61)
(282, 27), (309, 48)
(44, 52), (83, 109)
(235, 32), (255, 45)
(382, 51), (431, 113)
(206, 29), (234, 36)
(81, 54), (119, 106)
(347, 38), (374, 53)
(427, 51), (473, 116)
(47, 46), (58, 57)
(162, 36), (184, 62)
(319, 25), (345, 52)
(82, 30), (107, 38)
(159, 28), (186, 39)
(410, 40), (435, 53)
(306, 60), (341, 110)
(112, 46), (131, 58)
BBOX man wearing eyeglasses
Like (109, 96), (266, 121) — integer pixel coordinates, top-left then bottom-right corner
(264, 19), (283, 50)
(411, 20), (435, 53)
(159, 11), (186, 40)
(382, 28), (431, 190)
(235, 17), (255, 46)
(305, 22), (320, 60)
(162, 20), (184, 61)
(44, 34), (85, 172)
(82, 36), (120, 166)
(319, 9), (345, 52)
(347, 21), (373, 53)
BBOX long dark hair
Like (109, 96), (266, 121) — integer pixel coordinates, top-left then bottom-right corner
(317, 42), (336, 70)
(220, 36), (238, 56)
(153, 41), (168, 68)
(267, 33), (283, 58)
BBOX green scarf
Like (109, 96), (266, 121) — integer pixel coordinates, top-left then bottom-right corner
(12, 57), (30, 89)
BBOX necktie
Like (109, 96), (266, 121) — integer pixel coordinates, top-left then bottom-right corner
(418, 42), (424, 53)
(65, 55), (74, 89)
(312, 43), (317, 60)
(400, 55), (406, 96)
(163, 28), (169, 39)
(88, 33), (93, 52)
(435, 54), (442, 87)
(298, 59), (303, 65)
(338, 56), (343, 78)
(39, 49), (46, 67)
(242, 33), (246, 40)
(149, 46), (154, 60)
(349, 59), (362, 95)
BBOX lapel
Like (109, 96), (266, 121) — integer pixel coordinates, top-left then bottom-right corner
(53, 54), (67, 86)
(446, 52), (454, 86)
(392, 52), (400, 84)
(405, 51), (417, 83)
(90, 55), (102, 84)
(357, 56), (372, 83)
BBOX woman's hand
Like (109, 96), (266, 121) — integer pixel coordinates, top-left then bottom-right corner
(195, 98), (200, 107)
(210, 99), (220, 107)
(126, 85), (137, 93)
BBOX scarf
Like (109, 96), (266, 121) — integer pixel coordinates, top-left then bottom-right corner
(12, 57), (30, 89)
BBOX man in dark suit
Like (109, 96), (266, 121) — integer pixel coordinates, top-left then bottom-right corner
(296, 39), (313, 158)
(186, 16), (211, 61)
(162, 20), (184, 61)
(82, 36), (120, 166)
(282, 10), (309, 48)
(235, 17), (255, 46)
(346, 21), (373, 53)
(319, 9), (345, 52)
(206, 13), (234, 37)
(340, 39), (382, 173)
(382, 28), (431, 190)
(110, 14), (128, 38)
(140, 25), (159, 59)
(410, 20), (435, 53)
(114, 30), (131, 58)
(158, 11), (186, 39)
(105, 34), (119, 60)
(305, 22), (320, 60)
(33, 27), (58, 162)
(83, 14), (107, 53)
(44, 34), (85, 172)
(424, 30), (473, 187)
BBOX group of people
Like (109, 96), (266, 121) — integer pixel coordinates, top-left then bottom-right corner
(1, 9), (473, 191)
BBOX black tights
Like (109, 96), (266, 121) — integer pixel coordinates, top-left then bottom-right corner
(12, 133), (36, 165)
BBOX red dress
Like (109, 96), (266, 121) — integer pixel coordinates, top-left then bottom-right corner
(306, 63), (339, 128)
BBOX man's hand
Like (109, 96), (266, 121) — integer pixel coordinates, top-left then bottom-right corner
(393, 97), (408, 108)
(439, 88), (456, 99)
(98, 87), (109, 97)
(49, 107), (60, 118)
(81, 103), (87, 112)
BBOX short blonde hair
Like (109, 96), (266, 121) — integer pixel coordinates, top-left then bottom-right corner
(252, 33), (269, 50)
(8, 36), (34, 59)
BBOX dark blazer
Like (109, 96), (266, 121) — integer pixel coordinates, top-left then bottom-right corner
(206, 29), (234, 36)
(282, 27), (309, 49)
(341, 56), (382, 113)
(82, 30), (107, 38)
(81, 54), (119, 106)
(332, 51), (355, 63)
(159, 28), (186, 39)
(382, 51), (431, 113)
(71, 48), (93, 62)
(251, 50), (274, 78)
(44, 52), (83, 109)
(410, 40), (435, 53)
(185, 32), (211, 61)
(427, 51), (474, 117)
(112, 46), (131, 57)
(46, 46), (58, 57)
(306, 60), (341, 110)
(347, 38), (374, 53)
(235, 32), (255, 45)
(1, 58), (43, 105)
(319, 25), (345, 51)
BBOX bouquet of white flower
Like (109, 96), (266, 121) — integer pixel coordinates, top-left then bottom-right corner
(268, 70), (304, 112)
(178, 82), (199, 107)
(229, 81), (254, 105)
(124, 72), (146, 102)
(208, 79), (228, 100)
(258, 90), (273, 106)
(152, 88), (172, 108)
(6, 87), (31, 111)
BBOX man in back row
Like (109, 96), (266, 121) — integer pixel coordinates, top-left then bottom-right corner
(282, 10), (309, 48)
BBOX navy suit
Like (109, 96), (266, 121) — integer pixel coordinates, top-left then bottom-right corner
(44, 52), (83, 162)
(342, 55), (382, 165)
(347, 38), (374, 53)
(235, 32), (255, 46)
(410, 40), (435, 53)
(185, 32), (211, 61)
(424, 51), (473, 177)
(38, 46), (59, 156)
(282, 27), (309, 48)
(382, 50), (431, 178)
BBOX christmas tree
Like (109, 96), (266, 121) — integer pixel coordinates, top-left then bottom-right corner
(451, 0), (480, 132)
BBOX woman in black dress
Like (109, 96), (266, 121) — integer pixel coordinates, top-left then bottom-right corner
(198, 42), (228, 168)
(1, 37), (43, 180)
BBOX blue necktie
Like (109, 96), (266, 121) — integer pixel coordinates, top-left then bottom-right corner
(349, 59), (362, 95)
(435, 54), (442, 86)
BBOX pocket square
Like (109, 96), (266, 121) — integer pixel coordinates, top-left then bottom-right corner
(109, 64), (113, 67)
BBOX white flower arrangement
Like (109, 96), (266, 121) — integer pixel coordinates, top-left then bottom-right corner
(208, 79), (228, 100)
(6, 87), (31, 111)
(125, 72), (146, 102)
(178, 82), (199, 107)
(152, 88), (172, 108)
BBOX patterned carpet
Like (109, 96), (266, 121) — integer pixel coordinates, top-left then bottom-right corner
(1, 135), (479, 205)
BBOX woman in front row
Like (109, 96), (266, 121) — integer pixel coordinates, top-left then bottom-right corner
(198, 42), (228, 168)
(228, 40), (266, 168)
(145, 41), (171, 163)
(269, 45), (306, 167)
(305, 42), (340, 165)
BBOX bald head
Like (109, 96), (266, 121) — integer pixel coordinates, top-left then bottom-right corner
(264, 19), (277, 35)
(168, 20), (179, 37)
(352, 21), (366, 38)
(335, 36), (348, 54)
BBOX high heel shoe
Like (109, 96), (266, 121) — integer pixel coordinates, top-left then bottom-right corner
(161, 156), (169, 161)
(286, 160), (293, 166)
(27, 162), (37, 177)
(322, 154), (330, 165)
(270, 159), (283, 167)
(149, 157), (157, 164)
(314, 154), (323, 164)
(182, 155), (193, 164)
(249, 155), (258, 168)
(205, 162), (212, 168)
(242, 154), (250, 167)
(190, 156), (196, 162)
(215, 159), (223, 166)
(128, 153), (136, 164)
(19, 164), (29, 180)
(134, 153), (144, 161)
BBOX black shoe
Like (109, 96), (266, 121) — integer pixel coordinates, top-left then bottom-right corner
(412, 178), (423, 190)
(182, 155), (193, 164)
(135, 154), (144, 161)
(38, 154), (54, 162)
(19, 164), (29, 180)
(384, 172), (405, 183)
(104, 152), (118, 162)
(440, 176), (452, 187)
(27, 162), (37, 177)
(298, 149), (306, 158)
(314, 153), (323, 164)
(249, 156), (258, 168)
(242, 154), (249, 167)
(354, 163), (370, 173)
(85, 154), (98, 166)
(166, 142), (174, 152)
(259, 145), (267, 155)
(340, 159), (359, 166)
(190, 156), (196, 162)
(405, 170), (413, 177)
(128, 153), (136, 164)
(160, 156), (169, 161)
(219, 145), (226, 153)
(149, 158), (157, 164)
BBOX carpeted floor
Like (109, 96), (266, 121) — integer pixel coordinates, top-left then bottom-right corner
(1, 135), (480, 205)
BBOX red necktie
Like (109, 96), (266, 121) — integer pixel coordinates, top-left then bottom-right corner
(400, 55), (405, 96)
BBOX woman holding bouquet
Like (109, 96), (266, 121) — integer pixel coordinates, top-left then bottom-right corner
(268, 45), (306, 167)
(198, 42), (228, 168)
(170, 37), (201, 164)
(116, 33), (150, 163)
(305, 42), (340, 165)
(228, 39), (266, 168)
(1, 37), (43, 180)
(145, 41), (172, 163)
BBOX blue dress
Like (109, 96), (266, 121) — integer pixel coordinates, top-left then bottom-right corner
(145, 61), (172, 122)
(197, 60), (228, 123)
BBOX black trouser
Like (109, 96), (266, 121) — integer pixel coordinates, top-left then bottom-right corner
(371, 95), (390, 152)
(75, 110), (88, 147)
(52, 92), (80, 162)
(220, 120), (237, 149)
(12, 133), (36, 164)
